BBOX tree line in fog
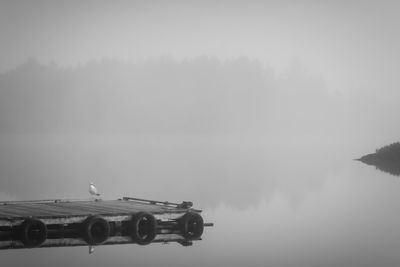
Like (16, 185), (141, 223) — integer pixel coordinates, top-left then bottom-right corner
(0, 57), (344, 135)
(375, 142), (400, 159)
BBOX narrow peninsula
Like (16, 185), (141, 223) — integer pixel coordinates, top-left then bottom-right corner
(356, 142), (400, 176)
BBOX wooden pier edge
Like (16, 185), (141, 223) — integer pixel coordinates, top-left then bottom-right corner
(0, 196), (213, 249)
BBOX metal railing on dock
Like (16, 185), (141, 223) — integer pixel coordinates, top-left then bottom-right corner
(122, 197), (196, 210)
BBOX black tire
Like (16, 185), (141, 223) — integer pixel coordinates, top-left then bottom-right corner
(19, 218), (47, 247)
(82, 216), (110, 245)
(130, 212), (157, 245)
(179, 212), (204, 240)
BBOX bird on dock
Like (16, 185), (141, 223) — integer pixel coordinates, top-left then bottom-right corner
(89, 182), (100, 197)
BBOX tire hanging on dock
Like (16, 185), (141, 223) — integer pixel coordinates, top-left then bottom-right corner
(130, 212), (157, 245)
(82, 216), (110, 245)
(179, 212), (204, 240)
(19, 218), (48, 247)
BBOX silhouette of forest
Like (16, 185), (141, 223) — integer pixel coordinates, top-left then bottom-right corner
(357, 142), (400, 176)
(0, 57), (344, 135)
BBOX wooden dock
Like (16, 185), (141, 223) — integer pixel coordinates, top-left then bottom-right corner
(0, 197), (212, 249)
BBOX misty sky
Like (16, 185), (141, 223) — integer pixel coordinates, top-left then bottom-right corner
(1, 0), (400, 96)
(0, 0), (400, 202)
(0, 0), (399, 200)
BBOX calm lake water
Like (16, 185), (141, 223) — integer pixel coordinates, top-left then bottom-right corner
(1, 135), (399, 267)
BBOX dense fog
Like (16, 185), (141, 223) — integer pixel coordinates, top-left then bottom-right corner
(1, 1), (400, 267)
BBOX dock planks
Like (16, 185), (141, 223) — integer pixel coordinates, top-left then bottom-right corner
(0, 198), (196, 220)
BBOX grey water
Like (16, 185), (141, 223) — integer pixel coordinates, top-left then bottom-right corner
(1, 134), (399, 267)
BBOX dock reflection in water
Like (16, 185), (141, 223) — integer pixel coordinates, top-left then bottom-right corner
(0, 197), (212, 252)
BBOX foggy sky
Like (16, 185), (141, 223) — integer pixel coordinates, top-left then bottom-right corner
(0, 0), (399, 207)
(0, 0), (399, 210)
(1, 1), (400, 145)
(1, 0), (400, 96)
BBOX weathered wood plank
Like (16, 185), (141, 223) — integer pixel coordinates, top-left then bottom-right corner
(0, 198), (192, 220)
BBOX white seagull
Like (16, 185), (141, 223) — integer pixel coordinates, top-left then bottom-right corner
(89, 182), (100, 197)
